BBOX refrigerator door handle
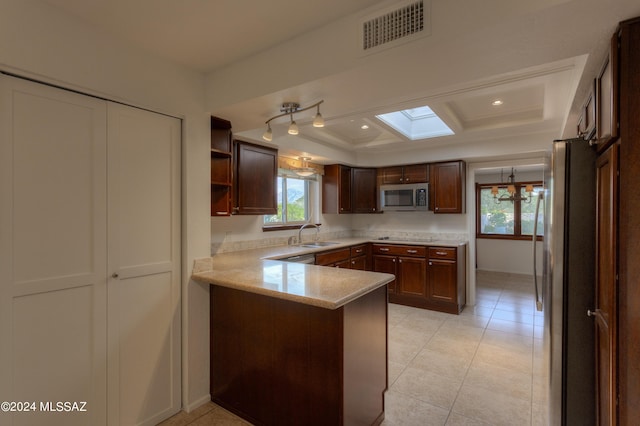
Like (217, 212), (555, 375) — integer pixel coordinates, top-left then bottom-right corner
(532, 191), (543, 311)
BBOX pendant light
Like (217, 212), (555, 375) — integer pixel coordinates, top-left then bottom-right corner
(492, 168), (535, 204)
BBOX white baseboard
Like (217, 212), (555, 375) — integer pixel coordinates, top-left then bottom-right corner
(185, 394), (212, 413)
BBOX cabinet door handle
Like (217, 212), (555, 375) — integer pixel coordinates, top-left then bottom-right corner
(112, 273), (119, 279)
(379, 248), (389, 252)
(428, 261), (433, 266)
(392, 258), (396, 263)
(407, 249), (418, 254)
(436, 251), (447, 256)
(399, 259), (402, 263)
(355, 249), (362, 253)
(215, 211), (228, 215)
(352, 261), (356, 265)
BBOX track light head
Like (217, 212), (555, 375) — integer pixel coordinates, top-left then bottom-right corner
(262, 123), (272, 141)
(313, 105), (324, 128)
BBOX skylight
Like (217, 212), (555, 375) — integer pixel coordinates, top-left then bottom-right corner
(376, 105), (454, 140)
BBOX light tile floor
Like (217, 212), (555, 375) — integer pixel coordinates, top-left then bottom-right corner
(159, 271), (546, 426)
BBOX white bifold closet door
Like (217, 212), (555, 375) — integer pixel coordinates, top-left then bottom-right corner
(106, 103), (181, 426)
(0, 75), (181, 426)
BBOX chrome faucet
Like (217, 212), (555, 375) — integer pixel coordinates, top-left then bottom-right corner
(298, 223), (319, 245)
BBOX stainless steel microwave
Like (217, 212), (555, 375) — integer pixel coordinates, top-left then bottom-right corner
(380, 183), (429, 211)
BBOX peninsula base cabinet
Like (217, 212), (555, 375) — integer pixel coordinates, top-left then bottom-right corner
(210, 285), (388, 426)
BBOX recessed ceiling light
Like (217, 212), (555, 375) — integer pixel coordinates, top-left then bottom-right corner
(492, 99), (504, 106)
(361, 124), (369, 130)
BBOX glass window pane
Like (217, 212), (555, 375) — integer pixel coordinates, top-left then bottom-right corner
(286, 178), (307, 222)
(479, 187), (515, 235)
(521, 186), (544, 236)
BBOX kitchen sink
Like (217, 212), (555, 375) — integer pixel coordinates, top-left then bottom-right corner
(300, 241), (339, 248)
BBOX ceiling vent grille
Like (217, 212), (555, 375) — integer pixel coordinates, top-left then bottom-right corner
(362, 0), (426, 51)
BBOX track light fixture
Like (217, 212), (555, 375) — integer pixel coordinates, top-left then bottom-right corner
(263, 100), (324, 141)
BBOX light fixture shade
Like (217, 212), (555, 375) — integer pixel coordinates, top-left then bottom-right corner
(507, 184), (516, 195)
(525, 184), (534, 193)
(491, 186), (499, 196)
(294, 157), (316, 176)
(262, 125), (272, 141)
(288, 120), (299, 135)
(313, 112), (324, 127)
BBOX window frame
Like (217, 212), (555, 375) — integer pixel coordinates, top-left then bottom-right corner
(475, 181), (543, 241)
(262, 174), (313, 231)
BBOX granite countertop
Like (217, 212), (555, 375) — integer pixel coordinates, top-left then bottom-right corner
(192, 237), (467, 310)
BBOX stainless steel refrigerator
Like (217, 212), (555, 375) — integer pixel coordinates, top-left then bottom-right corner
(533, 138), (596, 425)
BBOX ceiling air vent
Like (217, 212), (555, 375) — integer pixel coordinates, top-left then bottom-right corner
(360, 0), (430, 54)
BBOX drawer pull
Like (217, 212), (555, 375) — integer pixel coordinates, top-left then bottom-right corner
(407, 249), (418, 254)
(379, 248), (390, 252)
(436, 251), (448, 256)
(355, 249), (363, 253)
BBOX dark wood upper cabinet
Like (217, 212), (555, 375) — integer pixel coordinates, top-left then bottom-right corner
(595, 32), (620, 153)
(233, 140), (277, 215)
(322, 164), (352, 214)
(378, 164), (428, 184)
(429, 161), (466, 214)
(323, 165), (377, 214)
(352, 167), (377, 213)
(210, 116), (233, 216)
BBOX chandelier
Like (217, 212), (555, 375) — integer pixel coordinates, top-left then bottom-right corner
(492, 168), (534, 204)
(262, 100), (324, 141)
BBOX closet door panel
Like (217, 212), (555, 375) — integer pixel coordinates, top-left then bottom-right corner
(106, 103), (181, 426)
(0, 75), (108, 426)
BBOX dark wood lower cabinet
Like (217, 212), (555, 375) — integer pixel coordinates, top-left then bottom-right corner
(210, 285), (388, 426)
(372, 244), (466, 314)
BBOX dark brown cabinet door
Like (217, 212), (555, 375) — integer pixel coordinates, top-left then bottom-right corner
(350, 255), (368, 271)
(338, 166), (352, 213)
(427, 259), (457, 304)
(322, 164), (352, 214)
(379, 166), (403, 184)
(595, 33), (619, 153)
(595, 142), (618, 426)
(352, 168), (377, 213)
(234, 140), (277, 215)
(402, 164), (428, 183)
(430, 161), (465, 214)
(397, 256), (427, 298)
(372, 255), (396, 293)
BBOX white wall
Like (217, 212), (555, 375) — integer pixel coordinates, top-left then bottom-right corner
(476, 239), (542, 275)
(350, 211), (467, 237)
(0, 0), (211, 411)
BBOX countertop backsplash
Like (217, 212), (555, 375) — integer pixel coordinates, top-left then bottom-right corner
(210, 229), (467, 255)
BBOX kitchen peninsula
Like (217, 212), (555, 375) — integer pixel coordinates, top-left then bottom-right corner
(192, 241), (395, 426)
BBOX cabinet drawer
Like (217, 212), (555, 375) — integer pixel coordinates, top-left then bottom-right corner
(372, 244), (426, 257)
(315, 247), (351, 266)
(428, 247), (456, 260)
(350, 244), (368, 257)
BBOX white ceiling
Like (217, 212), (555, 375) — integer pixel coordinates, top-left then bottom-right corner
(39, 0), (640, 164)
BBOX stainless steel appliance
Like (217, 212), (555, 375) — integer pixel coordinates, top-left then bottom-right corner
(533, 138), (596, 425)
(380, 183), (428, 211)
